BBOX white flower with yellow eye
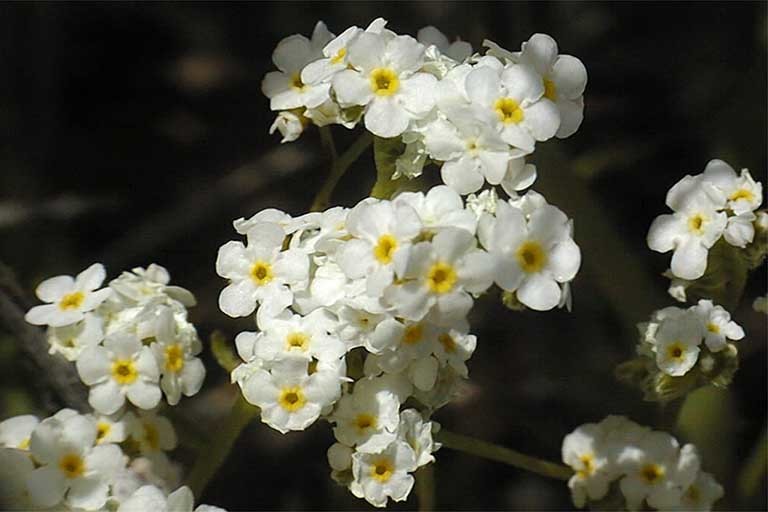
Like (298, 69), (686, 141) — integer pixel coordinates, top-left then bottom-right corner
(561, 423), (612, 508)
(47, 313), (104, 362)
(85, 412), (128, 446)
(148, 307), (205, 406)
(368, 317), (437, 364)
(25, 263), (112, 328)
(25, 414), (125, 511)
(337, 199), (422, 296)
(647, 174), (727, 280)
(0, 414), (38, 450)
(691, 299), (744, 352)
(76, 332), (161, 414)
(216, 222), (309, 320)
(331, 375), (411, 453)
(240, 356), (340, 434)
(332, 32), (437, 138)
(335, 305), (389, 351)
(702, 159), (762, 215)
(431, 326), (476, 378)
(253, 308), (346, 363)
(479, 201), (581, 311)
(516, 33), (587, 138)
(350, 439), (418, 508)
(672, 471), (724, 511)
(617, 432), (700, 511)
(261, 21), (334, 112)
(652, 311), (702, 377)
(384, 227), (494, 324)
(124, 410), (177, 455)
(463, 62), (560, 153)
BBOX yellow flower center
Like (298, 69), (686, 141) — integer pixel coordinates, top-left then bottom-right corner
(543, 78), (557, 101)
(426, 261), (458, 294)
(494, 97), (525, 124)
(438, 333), (457, 353)
(330, 47), (347, 65)
(576, 454), (595, 479)
(354, 413), (377, 433)
(516, 241), (547, 273)
(687, 213), (706, 234)
(370, 457), (395, 483)
(290, 72), (306, 91)
(373, 234), (398, 264)
(666, 342), (686, 361)
(278, 386), (306, 412)
(641, 463), (665, 484)
(18, 437), (30, 450)
(286, 332), (310, 352)
(369, 68), (400, 96)
(96, 422), (111, 444)
(144, 422), (160, 450)
(402, 324), (423, 345)
(729, 188), (754, 202)
(111, 359), (138, 385)
(706, 322), (720, 334)
(59, 453), (85, 479)
(59, 291), (85, 310)
(164, 343), (185, 373)
(250, 261), (274, 286)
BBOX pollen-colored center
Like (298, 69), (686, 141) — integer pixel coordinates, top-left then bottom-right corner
(278, 386), (306, 412)
(250, 261), (274, 286)
(286, 332), (310, 352)
(111, 359), (138, 385)
(59, 453), (85, 479)
(667, 342), (685, 361)
(687, 214), (706, 234)
(426, 261), (458, 294)
(96, 422), (111, 443)
(494, 97), (524, 124)
(373, 234), (398, 264)
(370, 68), (400, 96)
(59, 291), (85, 310)
(18, 437), (30, 450)
(729, 188), (754, 202)
(403, 324), (423, 345)
(576, 454), (595, 478)
(164, 343), (185, 373)
(371, 457), (394, 483)
(543, 78), (557, 101)
(354, 413), (377, 432)
(641, 463), (665, 484)
(516, 241), (547, 273)
(290, 72), (306, 91)
(330, 47), (347, 65)
(144, 423), (160, 450)
(438, 333), (457, 353)
(706, 322), (720, 334)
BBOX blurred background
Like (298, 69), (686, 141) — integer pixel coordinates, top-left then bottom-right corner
(0, 2), (765, 510)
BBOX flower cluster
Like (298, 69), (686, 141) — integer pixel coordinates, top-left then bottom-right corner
(648, 159), (763, 280)
(25, 264), (205, 413)
(217, 185), (580, 506)
(262, 20), (586, 196)
(0, 408), (222, 511)
(562, 416), (723, 511)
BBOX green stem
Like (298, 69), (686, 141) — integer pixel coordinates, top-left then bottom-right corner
(737, 424), (767, 500)
(310, 131), (372, 212)
(415, 463), (435, 511)
(435, 429), (572, 481)
(186, 394), (259, 498)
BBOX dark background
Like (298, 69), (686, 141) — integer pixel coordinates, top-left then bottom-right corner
(0, 2), (765, 510)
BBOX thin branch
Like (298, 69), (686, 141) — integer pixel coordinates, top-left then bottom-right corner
(416, 463), (435, 511)
(435, 429), (572, 481)
(310, 132), (372, 212)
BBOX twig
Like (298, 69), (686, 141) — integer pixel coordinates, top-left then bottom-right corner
(416, 463), (435, 511)
(310, 132), (372, 212)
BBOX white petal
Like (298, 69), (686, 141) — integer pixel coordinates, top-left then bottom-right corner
(647, 214), (685, 253)
(670, 239), (709, 280)
(89, 381), (125, 415)
(36, 275), (74, 302)
(555, 97), (584, 138)
(215, 241), (249, 280)
(501, 64), (544, 102)
(398, 73), (437, 116)
(548, 239), (581, 282)
(522, 99), (560, 141)
(384, 35), (425, 74)
(27, 465), (67, 508)
(552, 55), (587, 99)
(67, 476), (109, 510)
(272, 34), (312, 73)
(167, 486), (195, 511)
(219, 281), (258, 318)
(348, 32), (385, 72)
(465, 66), (501, 106)
(441, 157), (484, 195)
(75, 263), (106, 292)
(520, 34), (558, 75)
(76, 347), (111, 385)
(365, 98), (410, 138)
(332, 69), (372, 107)
(518, 274), (561, 311)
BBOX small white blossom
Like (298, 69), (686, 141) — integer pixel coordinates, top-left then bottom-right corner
(0, 414), (38, 450)
(692, 299), (744, 352)
(350, 439), (417, 507)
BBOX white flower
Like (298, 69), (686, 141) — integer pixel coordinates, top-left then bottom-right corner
(479, 201), (580, 311)
(261, 22), (334, 111)
(109, 264), (196, 308)
(423, 110), (515, 194)
(125, 410), (177, 455)
(87, 412), (129, 445)
(269, 110), (306, 143)
(431, 326), (476, 378)
(617, 432), (700, 511)
(251, 308), (346, 363)
(702, 159), (762, 215)
(216, 222), (309, 319)
(337, 199), (422, 296)
(647, 174), (727, 280)
(397, 409), (437, 468)
(240, 356), (340, 433)
(47, 313), (104, 361)
(25, 263), (112, 327)
(350, 439), (417, 508)
(500, 157), (538, 198)
(25, 413), (125, 510)
(394, 185), (477, 236)
(0, 414), (38, 450)
(331, 375), (410, 453)
(335, 305), (389, 351)
(561, 423), (613, 508)
(517, 33), (587, 138)
(332, 32), (437, 138)
(672, 471), (724, 511)
(653, 311), (702, 376)
(691, 299), (744, 352)
(118, 484), (225, 512)
(76, 332), (161, 414)
(384, 227), (494, 324)
(149, 307), (206, 405)
(464, 62), (560, 152)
